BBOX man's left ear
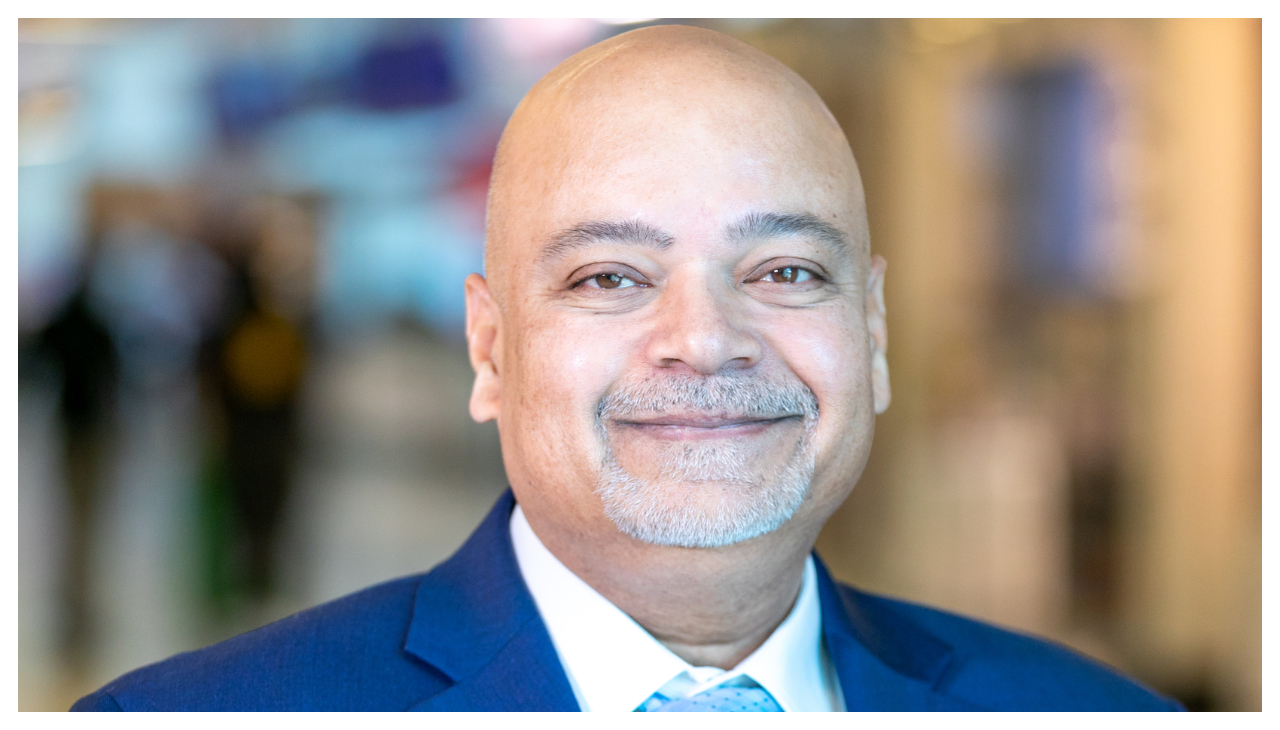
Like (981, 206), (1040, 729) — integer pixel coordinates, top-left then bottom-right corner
(464, 273), (503, 423)
(866, 255), (891, 414)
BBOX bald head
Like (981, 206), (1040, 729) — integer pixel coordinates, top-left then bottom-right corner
(484, 24), (869, 303)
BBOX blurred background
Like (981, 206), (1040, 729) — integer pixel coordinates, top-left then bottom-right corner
(17, 18), (1260, 711)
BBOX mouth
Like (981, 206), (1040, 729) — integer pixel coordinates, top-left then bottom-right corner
(611, 414), (802, 441)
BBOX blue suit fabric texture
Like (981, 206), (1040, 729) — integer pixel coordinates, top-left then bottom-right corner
(72, 490), (1182, 711)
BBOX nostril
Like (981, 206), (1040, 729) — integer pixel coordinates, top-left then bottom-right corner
(645, 282), (763, 374)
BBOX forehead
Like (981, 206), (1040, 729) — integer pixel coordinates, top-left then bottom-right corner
(546, 89), (850, 227)
(485, 39), (866, 283)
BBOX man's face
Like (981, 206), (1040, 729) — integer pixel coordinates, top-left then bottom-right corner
(468, 57), (888, 552)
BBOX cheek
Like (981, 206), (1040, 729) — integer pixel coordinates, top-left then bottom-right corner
(509, 312), (633, 454)
(764, 306), (871, 438)
(763, 308), (874, 509)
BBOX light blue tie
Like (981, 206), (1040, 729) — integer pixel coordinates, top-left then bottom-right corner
(635, 674), (784, 712)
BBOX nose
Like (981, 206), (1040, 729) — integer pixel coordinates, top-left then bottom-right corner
(644, 268), (762, 375)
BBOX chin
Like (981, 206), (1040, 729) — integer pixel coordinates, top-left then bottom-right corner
(594, 458), (814, 549)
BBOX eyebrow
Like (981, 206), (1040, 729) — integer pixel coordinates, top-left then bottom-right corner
(725, 212), (849, 252)
(538, 211), (849, 264)
(539, 220), (675, 263)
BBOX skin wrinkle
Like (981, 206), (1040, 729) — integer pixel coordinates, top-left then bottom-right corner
(464, 25), (890, 671)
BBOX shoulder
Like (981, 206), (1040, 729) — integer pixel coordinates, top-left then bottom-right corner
(838, 584), (1182, 711)
(71, 574), (449, 711)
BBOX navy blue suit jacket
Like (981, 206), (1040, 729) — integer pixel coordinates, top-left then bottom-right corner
(72, 490), (1181, 711)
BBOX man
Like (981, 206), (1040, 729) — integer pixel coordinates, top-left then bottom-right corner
(73, 25), (1180, 711)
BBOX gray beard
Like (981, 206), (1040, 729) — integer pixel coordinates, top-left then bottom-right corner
(593, 372), (820, 548)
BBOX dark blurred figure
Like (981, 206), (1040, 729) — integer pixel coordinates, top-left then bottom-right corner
(33, 279), (119, 665)
(198, 226), (308, 607)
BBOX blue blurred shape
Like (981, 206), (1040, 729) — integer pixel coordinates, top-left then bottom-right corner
(210, 61), (296, 141)
(320, 197), (480, 338)
(353, 32), (456, 110)
(81, 22), (214, 181)
(1000, 62), (1112, 298)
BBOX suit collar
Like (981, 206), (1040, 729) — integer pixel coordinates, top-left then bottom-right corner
(402, 490), (974, 711)
(403, 490), (579, 711)
(814, 554), (979, 710)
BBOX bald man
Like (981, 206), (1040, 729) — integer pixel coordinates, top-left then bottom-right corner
(74, 26), (1180, 711)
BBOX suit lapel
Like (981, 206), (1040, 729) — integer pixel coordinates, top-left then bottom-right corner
(400, 491), (979, 711)
(403, 490), (579, 711)
(815, 555), (981, 711)
(410, 616), (580, 711)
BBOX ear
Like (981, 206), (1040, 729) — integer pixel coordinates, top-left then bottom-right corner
(865, 255), (891, 414)
(464, 273), (502, 423)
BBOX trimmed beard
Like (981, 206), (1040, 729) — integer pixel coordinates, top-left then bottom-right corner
(593, 372), (820, 548)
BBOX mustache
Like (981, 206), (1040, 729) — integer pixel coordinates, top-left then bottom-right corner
(596, 372), (820, 424)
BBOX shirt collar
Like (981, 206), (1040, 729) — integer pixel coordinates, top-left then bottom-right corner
(732, 555), (831, 711)
(509, 504), (834, 712)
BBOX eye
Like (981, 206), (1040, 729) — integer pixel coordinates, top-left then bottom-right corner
(579, 272), (639, 289)
(759, 266), (815, 284)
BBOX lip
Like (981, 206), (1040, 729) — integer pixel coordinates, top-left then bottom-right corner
(612, 414), (800, 440)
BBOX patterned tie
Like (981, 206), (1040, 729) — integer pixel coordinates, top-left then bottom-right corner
(635, 673), (784, 712)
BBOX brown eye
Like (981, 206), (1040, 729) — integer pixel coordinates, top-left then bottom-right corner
(583, 272), (638, 289)
(767, 266), (812, 284)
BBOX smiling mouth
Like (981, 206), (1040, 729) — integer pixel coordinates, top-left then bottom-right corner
(612, 414), (801, 441)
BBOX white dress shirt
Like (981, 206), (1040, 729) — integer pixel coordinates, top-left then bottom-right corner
(509, 505), (846, 711)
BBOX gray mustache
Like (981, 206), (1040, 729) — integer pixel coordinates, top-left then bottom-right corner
(596, 374), (820, 424)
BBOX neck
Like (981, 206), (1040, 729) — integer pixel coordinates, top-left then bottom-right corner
(526, 508), (815, 670)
